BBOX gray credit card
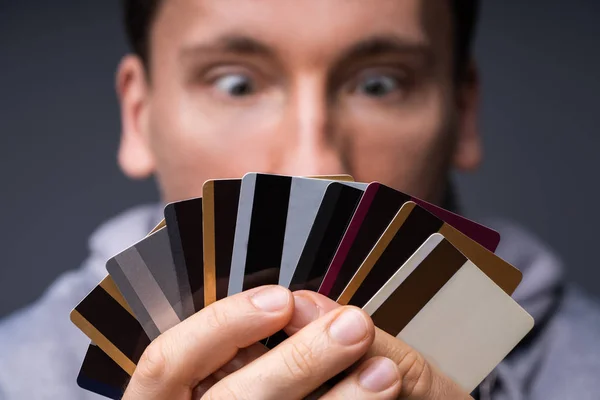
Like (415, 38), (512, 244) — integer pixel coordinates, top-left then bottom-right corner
(107, 228), (183, 339)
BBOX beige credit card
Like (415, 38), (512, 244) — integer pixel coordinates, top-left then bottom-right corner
(362, 233), (534, 393)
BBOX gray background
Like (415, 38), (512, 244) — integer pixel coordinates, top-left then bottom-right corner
(0, 0), (599, 318)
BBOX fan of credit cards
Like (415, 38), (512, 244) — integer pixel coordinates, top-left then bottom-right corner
(70, 173), (533, 399)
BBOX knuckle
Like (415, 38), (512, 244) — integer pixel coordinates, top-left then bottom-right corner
(397, 348), (432, 397)
(280, 340), (318, 380)
(136, 339), (170, 385)
(205, 302), (232, 332)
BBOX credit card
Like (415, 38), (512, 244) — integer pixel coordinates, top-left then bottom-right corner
(165, 197), (204, 313)
(363, 233), (534, 393)
(77, 343), (128, 400)
(307, 175), (355, 182)
(280, 178), (366, 288)
(73, 220), (167, 387)
(203, 179), (241, 305)
(319, 183), (409, 299)
(414, 197), (501, 253)
(228, 173), (359, 295)
(288, 182), (365, 292)
(338, 202), (522, 307)
(320, 182), (502, 300)
(106, 228), (183, 339)
(229, 173), (291, 294)
(70, 276), (150, 376)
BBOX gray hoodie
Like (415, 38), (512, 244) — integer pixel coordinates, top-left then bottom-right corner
(0, 205), (599, 399)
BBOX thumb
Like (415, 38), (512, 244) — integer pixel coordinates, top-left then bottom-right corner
(285, 290), (340, 334)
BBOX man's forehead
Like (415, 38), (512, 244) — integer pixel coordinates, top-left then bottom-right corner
(152, 0), (453, 58)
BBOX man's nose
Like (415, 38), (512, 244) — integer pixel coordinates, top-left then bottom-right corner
(275, 78), (346, 177)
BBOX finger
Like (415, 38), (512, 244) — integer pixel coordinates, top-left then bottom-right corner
(212, 343), (268, 380)
(367, 329), (470, 399)
(195, 343), (269, 398)
(205, 306), (375, 400)
(284, 290), (340, 335)
(287, 291), (472, 399)
(124, 285), (293, 400)
(195, 347), (269, 400)
(320, 357), (401, 399)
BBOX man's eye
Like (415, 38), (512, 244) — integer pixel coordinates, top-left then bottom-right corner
(214, 74), (255, 96)
(355, 74), (401, 98)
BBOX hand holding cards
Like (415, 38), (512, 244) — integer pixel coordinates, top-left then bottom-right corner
(70, 173), (533, 399)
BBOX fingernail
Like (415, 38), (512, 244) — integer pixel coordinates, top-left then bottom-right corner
(359, 358), (399, 392)
(289, 295), (320, 328)
(251, 286), (290, 312)
(328, 309), (368, 345)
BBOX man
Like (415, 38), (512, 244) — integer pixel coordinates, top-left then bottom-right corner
(1, 0), (599, 398)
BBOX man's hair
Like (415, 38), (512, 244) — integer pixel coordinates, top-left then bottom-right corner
(122, 0), (480, 79)
(451, 0), (480, 78)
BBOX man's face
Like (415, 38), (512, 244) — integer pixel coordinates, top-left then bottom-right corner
(117, 0), (481, 204)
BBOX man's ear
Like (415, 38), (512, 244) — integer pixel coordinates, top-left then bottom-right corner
(452, 60), (483, 172)
(116, 55), (155, 179)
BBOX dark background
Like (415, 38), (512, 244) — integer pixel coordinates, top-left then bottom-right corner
(1, 0), (599, 318)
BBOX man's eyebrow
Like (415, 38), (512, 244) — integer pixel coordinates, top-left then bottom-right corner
(180, 35), (275, 59)
(337, 35), (434, 64)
